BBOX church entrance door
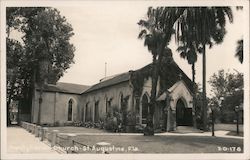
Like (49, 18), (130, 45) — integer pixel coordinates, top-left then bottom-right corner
(176, 99), (192, 126)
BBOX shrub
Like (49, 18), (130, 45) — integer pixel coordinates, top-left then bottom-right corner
(126, 111), (136, 125)
(73, 121), (83, 127)
(104, 106), (123, 132)
(135, 124), (145, 133)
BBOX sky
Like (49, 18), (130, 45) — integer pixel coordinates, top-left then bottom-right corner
(7, 2), (246, 97)
(53, 3), (245, 97)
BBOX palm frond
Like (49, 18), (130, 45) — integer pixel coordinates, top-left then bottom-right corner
(235, 39), (243, 63)
(138, 29), (147, 39)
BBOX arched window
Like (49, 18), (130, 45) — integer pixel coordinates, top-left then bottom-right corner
(85, 102), (91, 122)
(141, 93), (149, 124)
(106, 97), (113, 113)
(120, 93), (123, 110)
(94, 101), (99, 122)
(68, 99), (73, 121)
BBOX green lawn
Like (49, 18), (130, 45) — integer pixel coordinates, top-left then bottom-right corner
(55, 134), (243, 154)
(46, 126), (243, 154)
(215, 123), (243, 132)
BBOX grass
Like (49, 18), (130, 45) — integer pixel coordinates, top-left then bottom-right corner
(226, 131), (244, 137)
(55, 134), (243, 154)
(215, 123), (243, 132)
(45, 125), (244, 153)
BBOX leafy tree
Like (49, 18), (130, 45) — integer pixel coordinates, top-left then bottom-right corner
(208, 69), (243, 123)
(6, 7), (75, 125)
(6, 38), (25, 125)
(174, 7), (233, 130)
(235, 39), (243, 63)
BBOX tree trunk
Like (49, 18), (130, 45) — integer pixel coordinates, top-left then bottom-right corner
(144, 56), (157, 136)
(7, 83), (14, 126)
(37, 88), (43, 125)
(192, 63), (195, 84)
(147, 57), (159, 134)
(7, 98), (11, 126)
(144, 27), (173, 135)
(192, 62), (197, 128)
(202, 44), (207, 131)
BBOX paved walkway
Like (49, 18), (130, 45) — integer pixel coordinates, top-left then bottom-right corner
(7, 127), (58, 154)
(156, 130), (243, 139)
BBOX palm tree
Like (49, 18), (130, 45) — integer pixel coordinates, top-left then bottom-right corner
(138, 7), (184, 135)
(174, 7), (233, 131)
(176, 43), (197, 84)
(235, 39), (243, 63)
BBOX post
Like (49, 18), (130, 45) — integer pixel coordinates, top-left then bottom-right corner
(37, 126), (41, 137)
(28, 123), (32, 133)
(44, 127), (49, 140)
(26, 122), (28, 130)
(32, 124), (36, 134)
(25, 122), (28, 131)
(35, 125), (39, 137)
(211, 109), (215, 136)
(235, 106), (239, 135)
(236, 111), (239, 135)
(51, 130), (59, 147)
(67, 134), (76, 153)
(41, 127), (48, 141)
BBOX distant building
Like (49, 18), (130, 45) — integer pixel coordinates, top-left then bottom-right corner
(31, 57), (194, 132)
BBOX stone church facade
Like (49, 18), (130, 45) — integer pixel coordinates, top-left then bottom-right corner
(31, 61), (194, 132)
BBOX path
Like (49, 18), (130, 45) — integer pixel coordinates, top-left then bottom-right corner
(7, 127), (58, 154)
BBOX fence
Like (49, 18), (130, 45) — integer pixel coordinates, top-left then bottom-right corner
(20, 121), (108, 154)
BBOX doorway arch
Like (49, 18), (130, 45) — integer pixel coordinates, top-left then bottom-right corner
(176, 98), (192, 126)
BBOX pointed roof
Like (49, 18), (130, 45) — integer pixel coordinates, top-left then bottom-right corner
(157, 80), (192, 101)
(40, 82), (90, 94)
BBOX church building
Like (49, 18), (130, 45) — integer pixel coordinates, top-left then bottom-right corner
(31, 50), (194, 132)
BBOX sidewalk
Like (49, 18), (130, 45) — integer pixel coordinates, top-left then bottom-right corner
(56, 130), (243, 139)
(7, 127), (58, 154)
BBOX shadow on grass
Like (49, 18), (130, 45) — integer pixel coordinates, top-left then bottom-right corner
(226, 131), (244, 137)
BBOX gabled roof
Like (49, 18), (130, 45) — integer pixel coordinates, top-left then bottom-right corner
(83, 72), (130, 94)
(40, 82), (90, 94)
(169, 79), (192, 93)
(135, 61), (194, 93)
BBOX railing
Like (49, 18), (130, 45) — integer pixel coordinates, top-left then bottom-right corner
(72, 139), (92, 153)
(20, 121), (106, 154)
(20, 121), (75, 153)
(56, 134), (68, 147)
